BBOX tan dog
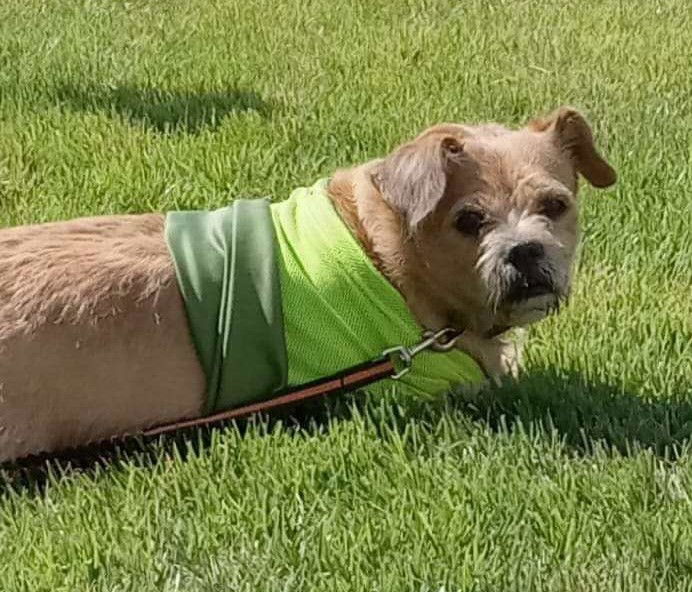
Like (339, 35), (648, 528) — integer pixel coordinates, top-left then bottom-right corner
(0, 107), (615, 462)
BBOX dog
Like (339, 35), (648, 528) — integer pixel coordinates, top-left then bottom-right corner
(0, 107), (615, 462)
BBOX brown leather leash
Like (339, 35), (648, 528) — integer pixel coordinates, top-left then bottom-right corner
(142, 327), (463, 437)
(4, 328), (463, 466)
(142, 357), (396, 437)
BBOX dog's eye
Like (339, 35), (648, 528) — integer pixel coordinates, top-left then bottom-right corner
(454, 210), (485, 236)
(540, 197), (568, 219)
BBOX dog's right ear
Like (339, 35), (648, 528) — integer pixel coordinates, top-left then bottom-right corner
(372, 129), (465, 231)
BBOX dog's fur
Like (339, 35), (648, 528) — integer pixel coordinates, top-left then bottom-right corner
(0, 107), (615, 461)
(329, 107), (615, 377)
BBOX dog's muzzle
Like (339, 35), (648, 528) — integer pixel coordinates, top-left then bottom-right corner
(504, 241), (557, 304)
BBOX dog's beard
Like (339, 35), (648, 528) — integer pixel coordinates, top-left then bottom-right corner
(476, 214), (571, 328)
(500, 292), (563, 326)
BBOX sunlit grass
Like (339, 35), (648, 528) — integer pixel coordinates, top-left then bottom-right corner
(0, 0), (691, 590)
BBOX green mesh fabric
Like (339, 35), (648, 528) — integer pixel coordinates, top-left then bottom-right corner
(271, 179), (485, 397)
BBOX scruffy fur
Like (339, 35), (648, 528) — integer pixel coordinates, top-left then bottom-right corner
(0, 215), (205, 460)
(0, 107), (615, 461)
(329, 107), (615, 378)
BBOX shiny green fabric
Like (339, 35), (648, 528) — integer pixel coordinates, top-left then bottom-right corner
(165, 199), (287, 413)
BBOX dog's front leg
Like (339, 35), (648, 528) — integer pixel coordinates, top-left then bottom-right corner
(455, 329), (525, 385)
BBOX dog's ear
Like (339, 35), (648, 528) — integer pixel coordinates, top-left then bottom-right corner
(532, 107), (616, 188)
(372, 130), (464, 230)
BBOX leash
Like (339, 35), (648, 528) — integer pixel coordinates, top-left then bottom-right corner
(142, 327), (463, 437)
(4, 328), (463, 466)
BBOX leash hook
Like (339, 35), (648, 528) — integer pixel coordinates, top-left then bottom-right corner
(382, 327), (463, 380)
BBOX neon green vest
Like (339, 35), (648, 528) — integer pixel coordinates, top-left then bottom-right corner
(166, 179), (485, 414)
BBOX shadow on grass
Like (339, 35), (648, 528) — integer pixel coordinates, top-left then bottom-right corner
(411, 370), (692, 457)
(285, 368), (692, 458)
(56, 83), (272, 133)
(3, 368), (691, 492)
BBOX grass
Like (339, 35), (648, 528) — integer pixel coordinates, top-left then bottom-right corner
(0, 0), (691, 589)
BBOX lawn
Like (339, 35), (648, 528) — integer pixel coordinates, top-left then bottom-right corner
(1, 0), (691, 589)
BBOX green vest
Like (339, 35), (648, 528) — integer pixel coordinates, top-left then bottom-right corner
(166, 179), (485, 414)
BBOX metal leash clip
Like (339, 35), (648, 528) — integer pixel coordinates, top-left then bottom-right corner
(382, 327), (463, 380)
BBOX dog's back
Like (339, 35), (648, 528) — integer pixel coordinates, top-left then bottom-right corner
(0, 215), (205, 461)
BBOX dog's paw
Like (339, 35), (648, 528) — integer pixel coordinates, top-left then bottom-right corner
(456, 328), (525, 385)
(498, 328), (526, 380)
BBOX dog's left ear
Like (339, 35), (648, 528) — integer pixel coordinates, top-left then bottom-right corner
(372, 129), (464, 230)
(532, 107), (616, 188)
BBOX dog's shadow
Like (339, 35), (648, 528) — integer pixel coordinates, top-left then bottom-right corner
(56, 83), (272, 134)
(290, 368), (692, 458)
(3, 368), (691, 493)
(453, 369), (692, 456)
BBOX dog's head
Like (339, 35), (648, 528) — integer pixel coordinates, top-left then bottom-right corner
(372, 107), (616, 333)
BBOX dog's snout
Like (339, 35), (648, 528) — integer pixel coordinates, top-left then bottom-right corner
(507, 241), (544, 271)
(504, 241), (554, 302)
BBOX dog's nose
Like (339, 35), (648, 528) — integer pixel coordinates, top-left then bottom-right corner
(507, 241), (544, 271)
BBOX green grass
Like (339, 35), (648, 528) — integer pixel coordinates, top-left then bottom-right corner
(1, 0), (691, 589)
